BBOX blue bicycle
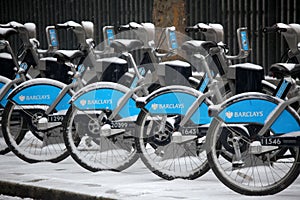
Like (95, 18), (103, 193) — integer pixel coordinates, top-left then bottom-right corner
(62, 22), (193, 172)
(206, 23), (300, 195)
(134, 23), (277, 180)
(1, 21), (116, 163)
(0, 21), (56, 154)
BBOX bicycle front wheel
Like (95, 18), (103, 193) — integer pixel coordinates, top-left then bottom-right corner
(206, 117), (300, 195)
(0, 107), (26, 155)
(135, 109), (210, 180)
(63, 106), (139, 172)
(2, 101), (69, 163)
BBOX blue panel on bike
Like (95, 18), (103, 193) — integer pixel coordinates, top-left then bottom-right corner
(49, 29), (58, 47)
(0, 82), (4, 91)
(169, 31), (178, 50)
(199, 76), (209, 92)
(240, 30), (249, 51)
(73, 88), (140, 118)
(272, 109), (300, 134)
(106, 29), (114, 46)
(145, 92), (211, 124)
(11, 84), (71, 111)
(0, 82), (12, 107)
(219, 99), (300, 134)
(55, 93), (72, 111)
(190, 102), (211, 124)
(119, 97), (140, 118)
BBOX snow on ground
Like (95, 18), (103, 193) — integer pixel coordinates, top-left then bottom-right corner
(0, 152), (300, 200)
(0, 195), (20, 200)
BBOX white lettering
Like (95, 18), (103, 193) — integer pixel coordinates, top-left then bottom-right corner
(233, 111), (263, 118)
(87, 99), (112, 105)
(23, 95), (51, 101)
(158, 104), (184, 109)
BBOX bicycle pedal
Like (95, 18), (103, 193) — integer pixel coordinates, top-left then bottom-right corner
(154, 149), (164, 157)
(232, 160), (244, 168)
(236, 171), (253, 182)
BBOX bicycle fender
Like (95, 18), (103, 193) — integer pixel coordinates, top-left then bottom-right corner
(214, 92), (300, 134)
(7, 78), (73, 111)
(137, 85), (211, 124)
(71, 82), (140, 118)
(0, 76), (12, 107)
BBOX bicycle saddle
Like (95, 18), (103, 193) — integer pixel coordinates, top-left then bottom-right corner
(110, 39), (144, 53)
(0, 28), (17, 39)
(54, 50), (84, 62)
(269, 63), (300, 78)
(182, 40), (217, 53)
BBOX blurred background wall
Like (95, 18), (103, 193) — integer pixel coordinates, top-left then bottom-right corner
(1, 0), (299, 72)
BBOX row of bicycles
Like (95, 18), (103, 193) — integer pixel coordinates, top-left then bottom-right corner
(1, 20), (300, 196)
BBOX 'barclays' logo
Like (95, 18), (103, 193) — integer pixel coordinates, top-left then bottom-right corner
(18, 94), (50, 102)
(151, 103), (184, 110)
(80, 99), (87, 106)
(19, 95), (25, 102)
(78, 99), (113, 106)
(225, 111), (233, 119)
(225, 111), (263, 119)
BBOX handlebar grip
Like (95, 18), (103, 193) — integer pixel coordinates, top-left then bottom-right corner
(0, 23), (12, 28)
(185, 27), (199, 33)
(198, 27), (208, 32)
(263, 26), (278, 33)
(55, 24), (74, 30)
(118, 25), (131, 31)
(0, 23), (23, 29)
(263, 26), (287, 33)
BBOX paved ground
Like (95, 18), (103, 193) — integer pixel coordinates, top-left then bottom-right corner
(0, 152), (300, 200)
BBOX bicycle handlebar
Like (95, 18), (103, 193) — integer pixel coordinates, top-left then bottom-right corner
(117, 24), (139, 32)
(55, 24), (75, 30)
(118, 22), (144, 32)
(185, 27), (199, 33)
(117, 25), (131, 31)
(0, 21), (24, 29)
(55, 21), (83, 31)
(185, 26), (207, 33)
(0, 23), (12, 28)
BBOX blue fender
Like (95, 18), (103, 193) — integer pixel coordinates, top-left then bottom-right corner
(70, 82), (140, 118)
(7, 78), (73, 111)
(0, 76), (12, 107)
(215, 92), (300, 134)
(136, 85), (212, 124)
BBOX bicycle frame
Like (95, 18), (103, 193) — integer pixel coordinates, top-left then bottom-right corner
(136, 26), (255, 133)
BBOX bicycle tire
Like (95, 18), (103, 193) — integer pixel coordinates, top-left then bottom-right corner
(2, 101), (69, 163)
(206, 96), (300, 195)
(63, 105), (139, 172)
(135, 109), (210, 180)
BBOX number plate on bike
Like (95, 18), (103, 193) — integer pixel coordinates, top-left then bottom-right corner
(180, 127), (198, 135)
(48, 115), (64, 122)
(111, 121), (135, 129)
(261, 137), (300, 147)
(260, 137), (283, 145)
